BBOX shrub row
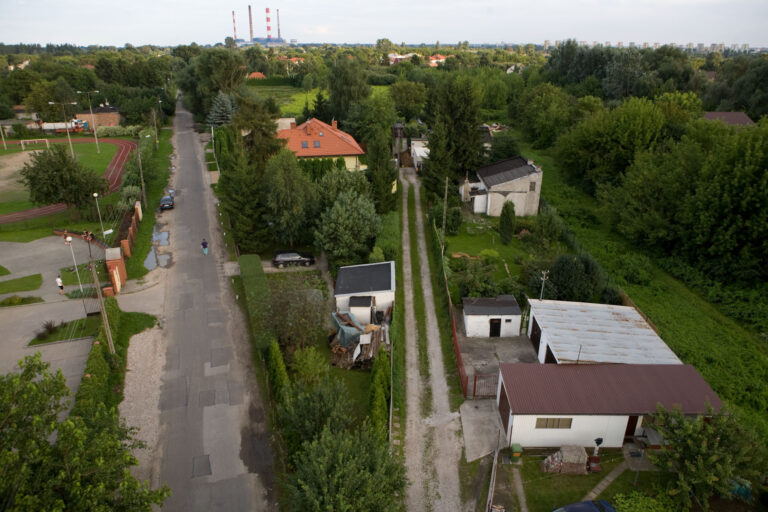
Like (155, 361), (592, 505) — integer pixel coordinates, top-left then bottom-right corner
(369, 350), (391, 434)
(96, 125), (142, 137)
(239, 254), (275, 352)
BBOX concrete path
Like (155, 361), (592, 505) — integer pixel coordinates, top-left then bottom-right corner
(0, 236), (105, 303)
(148, 102), (275, 511)
(512, 467), (529, 512)
(583, 461), (628, 501)
(460, 399), (506, 462)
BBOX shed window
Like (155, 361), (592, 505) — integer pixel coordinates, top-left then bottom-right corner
(529, 182), (536, 192)
(505, 319), (512, 323)
(301, 141), (308, 148)
(314, 141), (320, 148)
(535, 418), (572, 429)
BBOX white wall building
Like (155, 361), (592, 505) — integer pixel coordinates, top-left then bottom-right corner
(459, 156), (542, 217)
(334, 261), (395, 325)
(496, 363), (722, 448)
(526, 300), (682, 365)
(462, 295), (521, 337)
(411, 138), (429, 171)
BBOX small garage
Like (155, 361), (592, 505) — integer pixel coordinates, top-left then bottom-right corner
(462, 295), (521, 338)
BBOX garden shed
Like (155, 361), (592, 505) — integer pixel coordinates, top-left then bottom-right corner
(526, 299), (682, 365)
(462, 295), (521, 337)
(496, 363), (722, 448)
(334, 261), (395, 325)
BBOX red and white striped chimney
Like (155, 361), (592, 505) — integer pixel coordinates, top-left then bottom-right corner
(265, 8), (271, 40)
(232, 10), (238, 40)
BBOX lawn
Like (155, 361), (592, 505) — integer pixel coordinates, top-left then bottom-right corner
(59, 260), (108, 286)
(29, 315), (102, 345)
(520, 449), (625, 512)
(247, 84), (321, 117)
(0, 273), (42, 294)
(515, 134), (768, 436)
(0, 264), (9, 276)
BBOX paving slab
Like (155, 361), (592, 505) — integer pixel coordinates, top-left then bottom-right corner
(461, 398), (507, 462)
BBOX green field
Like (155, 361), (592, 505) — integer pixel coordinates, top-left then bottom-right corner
(516, 134), (768, 436)
(0, 273), (42, 294)
(246, 84), (320, 117)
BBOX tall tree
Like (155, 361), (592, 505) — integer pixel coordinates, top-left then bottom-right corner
(389, 80), (427, 120)
(499, 201), (516, 245)
(206, 91), (236, 126)
(315, 190), (380, 265)
(328, 56), (371, 121)
(366, 130), (398, 214)
(19, 145), (107, 209)
(264, 149), (317, 247)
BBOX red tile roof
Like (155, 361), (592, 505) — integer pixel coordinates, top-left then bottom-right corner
(248, 71), (267, 79)
(277, 118), (364, 158)
(703, 111), (755, 126)
(499, 363), (722, 415)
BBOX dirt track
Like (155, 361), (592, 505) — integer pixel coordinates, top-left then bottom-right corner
(0, 138), (137, 225)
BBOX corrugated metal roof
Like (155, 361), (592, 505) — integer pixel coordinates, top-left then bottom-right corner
(335, 261), (395, 295)
(463, 295), (521, 316)
(476, 156), (539, 188)
(499, 363), (722, 415)
(529, 300), (681, 365)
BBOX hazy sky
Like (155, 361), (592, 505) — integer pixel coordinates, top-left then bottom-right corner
(2, 0), (767, 47)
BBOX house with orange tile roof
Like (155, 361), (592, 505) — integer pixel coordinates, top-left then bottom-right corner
(248, 71), (267, 80)
(277, 118), (365, 171)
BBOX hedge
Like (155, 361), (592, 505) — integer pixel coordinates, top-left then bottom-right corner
(266, 339), (290, 402)
(96, 125), (142, 137)
(239, 254), (275, 352)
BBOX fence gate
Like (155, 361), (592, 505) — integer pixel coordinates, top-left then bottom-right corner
(471, 373), (499, 398)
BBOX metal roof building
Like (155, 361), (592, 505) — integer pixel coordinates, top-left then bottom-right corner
(526, 299), (682, 365)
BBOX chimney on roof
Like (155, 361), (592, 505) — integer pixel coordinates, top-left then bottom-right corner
(248, 5), (254, 42)
(332, 120), (338, 129)
(290, 121), (296, 129)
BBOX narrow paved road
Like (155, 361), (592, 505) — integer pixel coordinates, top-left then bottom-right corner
(152, 103), (275, 511)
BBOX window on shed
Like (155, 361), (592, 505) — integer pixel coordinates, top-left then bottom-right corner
(529, 182), (536, 192)
(301, 141), (308, 148)
(535, 417), (572, 429)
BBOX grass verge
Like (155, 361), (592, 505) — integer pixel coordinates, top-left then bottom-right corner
(0, 273), (42, 294)
(0, 295), (43, 306)
(390, 186), (407, 452)
(0, 264), (9, 276)
(29, 315), (102, 345)
(60, 260), (108, 285)
(408, 186), (430, 389)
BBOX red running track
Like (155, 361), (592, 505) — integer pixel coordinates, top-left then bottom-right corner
(0, 138), (137, 225)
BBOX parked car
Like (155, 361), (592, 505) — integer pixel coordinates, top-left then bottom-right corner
(160, 196), (174, 210)
(272, 251), (315, 268)
(553, 501), (616, 512)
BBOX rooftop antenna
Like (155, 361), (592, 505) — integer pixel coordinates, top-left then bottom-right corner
(277, 9), (281, 40)
(248, 5), (254, 42)
(232, 10), (238, 41)
(539, 270), (550, 300)
(265, 8), (271, 41)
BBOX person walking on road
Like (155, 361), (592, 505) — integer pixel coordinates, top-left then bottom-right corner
(201, 238), (208, 256)
(56, 275), (64, 295)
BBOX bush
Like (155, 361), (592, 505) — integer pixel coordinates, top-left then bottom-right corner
(96, 125), (142, 137)
(367, 72), (397, 85)
(368, 246), (385, 263)
(430, 205), (462, 236)
(550, 253), (602, 302)
(10, 123), (36, 139)
(375, 211), (400, 262)
(266, 339), (290, 402)
(239, 255), (274, 351)
(0, 295), (43, 307)
(499, 201), (516, 244)
(617, 253), (653, 285)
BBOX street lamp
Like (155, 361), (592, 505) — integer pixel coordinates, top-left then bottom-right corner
(93, 192), (105, 238)
(153, 99), (162, 149)
(65, 236), (84, 293)
(48, 101), (78, 159)
(77, 90), (100, 154)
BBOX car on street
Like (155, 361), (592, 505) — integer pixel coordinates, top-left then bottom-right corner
(272, 251), (315, 268)
(160, 196), (174, 210)
(553, 500), (616, 512)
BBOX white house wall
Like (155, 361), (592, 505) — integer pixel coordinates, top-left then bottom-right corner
(508, 414), (629, 448)
(349, 306), (372, 325)
(336, 291), (395, 317)
(464, 313), (521, 337)
(486, 173), (542, 217)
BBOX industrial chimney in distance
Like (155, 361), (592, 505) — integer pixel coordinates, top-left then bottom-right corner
(232, 10), (238, 40)
(248, 5), (254, 42)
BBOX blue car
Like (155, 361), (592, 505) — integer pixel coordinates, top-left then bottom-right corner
(553, 501), (616, 512)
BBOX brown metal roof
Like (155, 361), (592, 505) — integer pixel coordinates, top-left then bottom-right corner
(499, 363), (721, 415)
(703, 111), (755, 126)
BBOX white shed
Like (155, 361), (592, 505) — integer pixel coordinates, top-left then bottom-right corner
(411, 139), (429, 171)
(334, 261), (395, 324)
(462, 295), (521, 337)
(459, 156), (542, 217)
(526, 299), (682, 365)
(496, 363), (722, 448)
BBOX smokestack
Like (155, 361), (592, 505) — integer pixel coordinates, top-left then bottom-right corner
(232, 10), (238, 40)
(248, 5), (254, 42)
(277, 9), (281, 40)
(265, 8), (271, 40)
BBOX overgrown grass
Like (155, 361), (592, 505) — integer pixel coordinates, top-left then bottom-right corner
(0, 273), (42, 294)
(521, 449), (625, 512)
(107, 311), (156, 407)
(246, 84), (322, 117)
(516, 135), (768, 437)
(212, 190), (238, 261)
(408, 186), (430, 415)
(596, 466), (673, 503)
(459, 452), (493, 511)
(0, 295), (43, 306)
(29, 315), (102, 345)
(125, 129), (173, 279)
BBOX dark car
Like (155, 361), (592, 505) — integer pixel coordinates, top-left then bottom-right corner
(272, 251), (315, 268)
(553, 500), (616, 512)
(160, 196), (174, 210)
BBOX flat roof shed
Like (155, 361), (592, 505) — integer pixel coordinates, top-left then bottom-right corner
(527, 299), (682, 365)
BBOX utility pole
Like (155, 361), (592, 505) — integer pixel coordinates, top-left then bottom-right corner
(90, 258), (115, 355)
(77, 90), (100, 153)
(137, 144), (147, 207)
(539, 270), (550, 300)
(0, 124), (6, 150)
(441, 176), (449, 253)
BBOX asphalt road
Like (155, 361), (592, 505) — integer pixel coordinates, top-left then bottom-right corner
(154, 103), (275, 511)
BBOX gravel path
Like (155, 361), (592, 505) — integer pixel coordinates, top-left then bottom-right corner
(401, 169), (463, 511)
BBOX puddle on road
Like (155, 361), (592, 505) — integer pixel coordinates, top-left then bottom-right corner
(153, 228), (169, 246)
(144, 226), (171, 270)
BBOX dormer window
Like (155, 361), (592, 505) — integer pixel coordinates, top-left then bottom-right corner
(319, 131), (324, 136)
(301, 141), (308, 148)
(314, 141), (320, 148)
